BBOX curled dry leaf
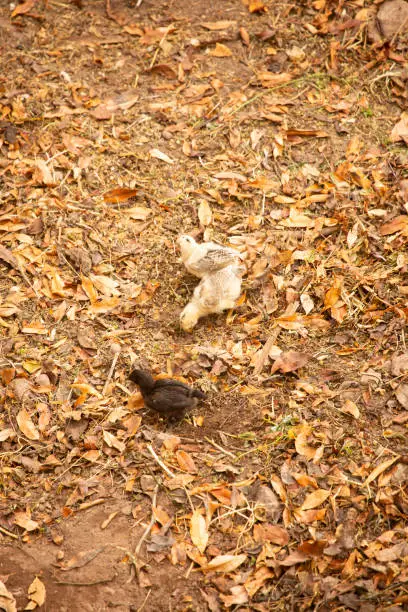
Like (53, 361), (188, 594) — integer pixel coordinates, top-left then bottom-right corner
(341, 399), (360, 419)
(253, 523), (289, 545)
(103, 187), (138, 203)
(380, 215), (408, 236)
(271, 351), (309, 374)
(150, 148), (174, 164)
(390, 112), (408, 144)
(202, 553), (247, 573)
(198, 200), (212, 226)
(395, 383), (408, 409)
(17, 409), (40, 441)
(190, 509), (209, 553)
(25, 576), (46, 610)
(60, 547), (106, 571)
(103, 430), (126, 454)
(0, 581), (17, 612)
(14, 511), (39, 532)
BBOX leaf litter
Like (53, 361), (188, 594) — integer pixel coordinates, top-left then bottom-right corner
(0, 0), (408, 609)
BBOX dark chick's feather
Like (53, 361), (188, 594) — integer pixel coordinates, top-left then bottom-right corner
(129, 369), (206, 420)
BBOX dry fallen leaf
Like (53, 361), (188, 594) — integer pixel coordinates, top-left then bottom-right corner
(150, 148), (174, 164)
(190, 509), (209, 554)
(25, 576), (46, 610)
(17, 409), (40, 441)
(300, 488), (330, 511)
(0, 581), (17, 612)
(271, 351), (309, 374)
(209, 43), (233, 57)
(14, 511), (39, 532)
(341, 399), (360, 419)
(390, 112), (408, 144)
(176, 450), (198, 473)
(198, 200), (213, 226)
(202, 553), (247, 573)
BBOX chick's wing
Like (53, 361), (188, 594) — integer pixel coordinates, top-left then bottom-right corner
(147, 386), (195, 414)
(189, 247), (239, 275)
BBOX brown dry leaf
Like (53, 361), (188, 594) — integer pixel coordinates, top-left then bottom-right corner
(147, 64), (177, 79)
(286, 128), (328, 139)
(25, 576), (46, 610)
(128, 392), (144, 411)
(17, 409), (40, 441)
(103, 430), (126, 454)
(14, 511), (39, 532)
(295, 428), (319, 461)
(190, 509), (209, 554)
(82, 450), (101, 462)
(258, 72), (292, 88)
(21, 321), (47, 335)
(103, 187), (138, 203)
(220, 585), (249, 607)
(60, 547), (106, 571)
(300, 488), (330, 511)
(153, 506), (171, 526)
(198, 200), (213, 226)
(390, 112), (408, 144)
(81, 276), (98, 303)
(280, 208), (314, 228)
(279, 550), (310, 566)
(395, 383), (408, 409)
(244, 566), (274, 597)
(240, 27), (250, 45)
(11, 0), (38, 18)
(294, 508), (326, 524)
(341, 399), (360, 419)
(363, 457), (399, 487)
(176, 450), (198, 473)
(202, 554), (247, 573)
(0, 245), (19, 269)
(89, 297), (120, 314)
(91, 91), (138, 120)
(253, 523), (289, 545)
(0, 580), (17, 612)
(209, 43), (233, 57)
(324, 278), (342, 309)
(201, 20), (236, 30)
(271, 351), (309, 374)
(380, 215), (408, 236)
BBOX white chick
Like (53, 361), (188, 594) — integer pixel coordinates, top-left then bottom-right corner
(178, 234), (242, 278)
(180, 264), (244, 331)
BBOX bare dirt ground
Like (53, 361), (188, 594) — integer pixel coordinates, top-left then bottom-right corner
(0, 0), (408, 610)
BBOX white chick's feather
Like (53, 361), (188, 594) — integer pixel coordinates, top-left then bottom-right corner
(180, 264), (244, 331)
(178, 234), (242, 278)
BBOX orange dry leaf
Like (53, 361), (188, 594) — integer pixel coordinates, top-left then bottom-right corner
(81, 276), (98, 303)
(21, 321), (47, 335)
(16, 409), (40, 441)
(253, 523), (289, 545)
(324, 278), (342, 309)
(176, 450), (198, 473)
(103, 187), (138, 203)
(380, 215), (408, 236)
(11, 0), (38, 18)
(300, 489), (331, 511)
(249, 0), (266, 13)
(209, 43), (233, 57)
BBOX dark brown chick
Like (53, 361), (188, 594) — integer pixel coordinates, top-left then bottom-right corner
(129, 369), (206, 421)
